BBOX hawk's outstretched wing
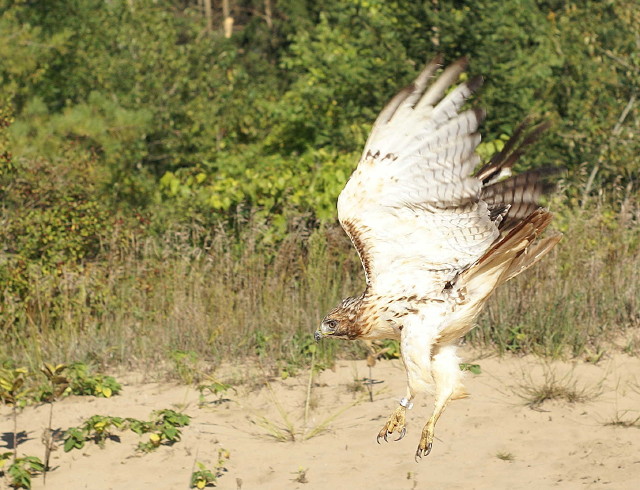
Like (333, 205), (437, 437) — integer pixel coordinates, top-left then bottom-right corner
(338, 58), (550, 296)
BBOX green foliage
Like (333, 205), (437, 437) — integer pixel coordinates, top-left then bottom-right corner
(65, 362), (122, 398)
(190, 450), (230, 489)
(62, 427), (87, 453)
(272, 0), (411, 153)
(2, 0), (638, 226)
(0, 0), (638, 374)
(0, 452), (12, 470)
(197, 381), (232, 406)
(191, 463), (217, 489)
(62, 409), (191, 454)
(63, 415), (126, 450)
(459, 363), (481, 375)
(0, 0), (637, 231)
(0, 367), (30, 406)
(372, 340), (401, 360)
(170, 350), (201, 384)
(37, 362), (70, 402)
(135, 409), (191, 452)
(3, 456), (45, 489)
(63, 414), (125, 451)
(0, 363), (121, 405)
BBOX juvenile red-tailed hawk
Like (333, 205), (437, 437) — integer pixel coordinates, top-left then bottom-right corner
(314, 57), (561, 461)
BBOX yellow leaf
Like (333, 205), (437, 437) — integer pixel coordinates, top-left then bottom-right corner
(196, 480), (206, 489)
(103, 387), (112, 398)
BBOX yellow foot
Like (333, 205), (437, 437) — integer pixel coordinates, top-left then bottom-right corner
(377, 406), (407, 443)
(415, 424), (434, 461)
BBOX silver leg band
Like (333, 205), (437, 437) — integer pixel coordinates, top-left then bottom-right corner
(399, 397), (413, 409)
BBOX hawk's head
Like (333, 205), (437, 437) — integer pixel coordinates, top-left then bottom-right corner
(315, 295), (362, 341)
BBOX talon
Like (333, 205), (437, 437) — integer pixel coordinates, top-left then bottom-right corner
(415, 442), (433, 462)
(424, 442), (432, 456)
(377, 405), (407, 445)
(395, 427), (406, 441)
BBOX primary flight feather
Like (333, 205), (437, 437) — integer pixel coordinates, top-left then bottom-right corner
(314, 57), (561, 460)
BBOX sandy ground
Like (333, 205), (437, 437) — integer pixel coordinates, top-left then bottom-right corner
(2, 349), (640, 490)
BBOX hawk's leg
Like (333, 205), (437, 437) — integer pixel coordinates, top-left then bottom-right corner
(416, 345), (468, 461)
(377, 388), (412, 443)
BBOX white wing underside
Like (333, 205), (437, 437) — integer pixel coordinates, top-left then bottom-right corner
(338, 59), (500, 296)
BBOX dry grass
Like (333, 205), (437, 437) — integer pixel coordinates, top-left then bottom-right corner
(604, 411), (640, 429)
(514, 364), (600, 409)
(470, 196), (640, 357)
(251, 375), (364, 442)
(0, 223), (364, 375)
(0, 195), (639, 376)
(496, 451), (515, 461)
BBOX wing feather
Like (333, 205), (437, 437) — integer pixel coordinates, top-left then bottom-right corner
(338, 59), (555, 295)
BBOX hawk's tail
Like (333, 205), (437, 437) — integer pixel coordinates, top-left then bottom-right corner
(436, 208), (561, 345)
(468, 208), (561, 289)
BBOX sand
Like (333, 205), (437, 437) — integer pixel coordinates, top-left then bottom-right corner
(2, 349), (639, 489)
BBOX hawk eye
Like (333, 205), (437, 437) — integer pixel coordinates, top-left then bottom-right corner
(326, 320), (338, 329)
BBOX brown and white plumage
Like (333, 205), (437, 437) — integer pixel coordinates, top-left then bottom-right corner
(315, 57), (561, 460)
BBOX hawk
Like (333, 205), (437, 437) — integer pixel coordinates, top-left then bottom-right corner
(314, 57), (561, 461)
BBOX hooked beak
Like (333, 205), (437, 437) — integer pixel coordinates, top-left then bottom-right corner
(314, 322), (336, 342)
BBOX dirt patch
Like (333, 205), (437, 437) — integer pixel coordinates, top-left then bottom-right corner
(2, 349), (640, 489)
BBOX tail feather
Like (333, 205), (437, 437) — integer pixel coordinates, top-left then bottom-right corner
(499, 233), (562, 285)
(473, 208), (553, 274)
(435, 208), (560, 345)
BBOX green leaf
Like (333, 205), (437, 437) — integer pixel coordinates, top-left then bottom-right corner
(459, 363), (482, 375)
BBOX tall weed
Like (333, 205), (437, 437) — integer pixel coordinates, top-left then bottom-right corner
(1, 196), (638, 374)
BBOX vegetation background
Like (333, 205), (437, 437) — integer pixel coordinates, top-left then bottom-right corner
(0, 0), (638, 377)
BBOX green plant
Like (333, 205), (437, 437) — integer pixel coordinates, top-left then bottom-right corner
(0, 0), (638, 376)
(134, 409), (191, 453)
(0, 452), (12, 468)
(38, 363), (70, 402)
(292, 467), (309, 484)
(0, 366), (31, 469)
(0, 363), (119, 407)
(39, 363), (69, 483)
(190, 450), (229, 489)
(0, 365), (63, 488)
(62, 427), (87, 453)
(170, 350), (201, 384)
(63, 409), (191, 454)
(190, 463), (217, 489)
(197, 380), (232, 407)
(4, 456), (45, 489)
(459, 363), (482, 375)
(65, 362), (121, 398)
(64, 415), (126, 451)
(0, 367), (30, 407)
(372, 340), (401, 360)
